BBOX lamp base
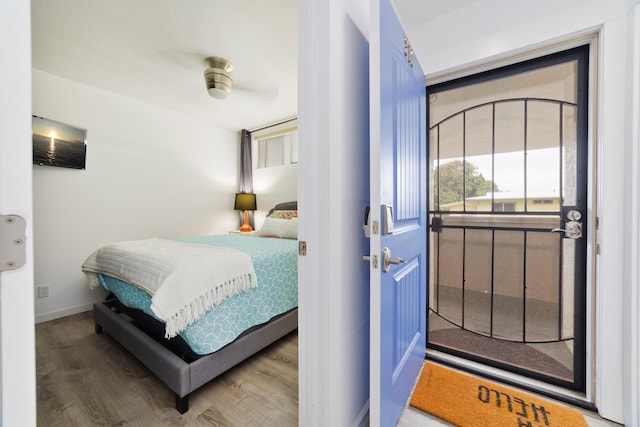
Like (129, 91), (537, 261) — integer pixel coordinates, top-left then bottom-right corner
(239, 210), (253, 232)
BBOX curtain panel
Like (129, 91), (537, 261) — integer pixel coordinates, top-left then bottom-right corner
(240, 129), (255, 228)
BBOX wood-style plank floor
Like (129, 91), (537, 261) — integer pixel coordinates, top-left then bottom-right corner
(36, 311), (298, 427)
(39, 311), (613, 427)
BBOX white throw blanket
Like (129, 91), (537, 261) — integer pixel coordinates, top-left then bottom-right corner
(82, 238), (257, 338)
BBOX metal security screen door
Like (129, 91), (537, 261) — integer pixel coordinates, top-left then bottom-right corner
(427, 46), (589, 392)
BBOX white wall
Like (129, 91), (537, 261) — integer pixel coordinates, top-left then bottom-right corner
(298, 0), (371, 426)
(32, 70), (242, 322)
(404, 0), (640, 424)
(253, 163), (298, 229)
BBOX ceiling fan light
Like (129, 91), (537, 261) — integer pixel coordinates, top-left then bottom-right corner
(203, 56), (233, 99)
(207, 86), (229, 99)
(205, 71), (232, 99)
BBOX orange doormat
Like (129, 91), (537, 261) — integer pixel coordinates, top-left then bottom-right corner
(410, 362), (588, 427)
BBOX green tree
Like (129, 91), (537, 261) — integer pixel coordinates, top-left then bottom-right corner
(435, 160), (498, 207)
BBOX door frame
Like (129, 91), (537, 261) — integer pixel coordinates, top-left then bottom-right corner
(424, 38), (599, 410)
(297, 1), (372, 426)
(0, 0), (37, 425)
(425, 45), (591, 397)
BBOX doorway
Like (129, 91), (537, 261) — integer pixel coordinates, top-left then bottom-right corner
(426, 46), (589, 392)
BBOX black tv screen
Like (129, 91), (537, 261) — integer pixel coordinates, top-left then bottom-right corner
(32, 116), (87, 170)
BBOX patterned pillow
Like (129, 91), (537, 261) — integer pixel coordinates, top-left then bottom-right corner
(269, 209), (297, 220)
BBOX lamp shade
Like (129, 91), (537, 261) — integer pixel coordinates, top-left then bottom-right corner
(234, 193), (257, 211)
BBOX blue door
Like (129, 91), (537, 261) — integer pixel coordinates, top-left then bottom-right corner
(369, 0), (427, 425)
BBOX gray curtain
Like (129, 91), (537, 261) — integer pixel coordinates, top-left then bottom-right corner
(240, 129), (255, 228)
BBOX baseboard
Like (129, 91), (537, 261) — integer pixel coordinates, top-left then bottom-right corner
(35, 302), (93, 324)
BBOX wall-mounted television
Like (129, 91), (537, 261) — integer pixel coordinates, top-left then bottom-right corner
(32, 115), (87, 170)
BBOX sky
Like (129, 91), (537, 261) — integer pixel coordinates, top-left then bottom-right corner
(441, 148), (562, 195)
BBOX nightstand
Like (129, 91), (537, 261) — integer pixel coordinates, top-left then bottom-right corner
(229, 230), (259, 236)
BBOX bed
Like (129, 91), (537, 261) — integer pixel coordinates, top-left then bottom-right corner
(83, 202), (298, 414)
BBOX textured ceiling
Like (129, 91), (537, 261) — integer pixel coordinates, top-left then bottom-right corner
(31, 1), (466, 130)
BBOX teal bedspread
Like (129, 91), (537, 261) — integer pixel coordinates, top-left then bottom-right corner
(98, 235), (298, 355)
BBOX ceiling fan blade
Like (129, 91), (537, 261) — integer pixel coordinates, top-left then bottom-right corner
(156, 50), (206, 71)
(233, 80), (279, 103)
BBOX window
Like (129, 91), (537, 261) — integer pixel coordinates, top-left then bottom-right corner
(253, 119), (298, 168)
(494, 202), (516, 212)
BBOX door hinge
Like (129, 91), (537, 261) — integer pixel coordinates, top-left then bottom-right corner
(403, 36), (415, 67)
(0, 215), (26, 271)
(298, 240), (307, 256)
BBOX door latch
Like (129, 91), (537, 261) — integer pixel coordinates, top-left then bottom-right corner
(363, 254), (379, 269)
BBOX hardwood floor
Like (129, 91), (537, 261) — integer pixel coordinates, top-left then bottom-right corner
(37, 311), (616, 427)
(36, 311), (298, 426)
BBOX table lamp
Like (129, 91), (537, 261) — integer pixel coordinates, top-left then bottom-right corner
(234, 193), (257, 232)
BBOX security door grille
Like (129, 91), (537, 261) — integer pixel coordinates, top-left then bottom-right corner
(426, 46), (589, 392)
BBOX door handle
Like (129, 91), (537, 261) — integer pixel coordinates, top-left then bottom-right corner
(551, 209), (583, 239)
(551, 222), (582, 239)
(383, 247), (406, 272)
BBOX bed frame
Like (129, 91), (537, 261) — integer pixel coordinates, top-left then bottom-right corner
(93, 201), (298, 414)
(94, 300), (297, 413)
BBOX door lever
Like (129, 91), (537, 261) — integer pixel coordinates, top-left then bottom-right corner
(551, 221), (582, 239)
(382, 247), (406, 272)
(551, 209), (583, 239)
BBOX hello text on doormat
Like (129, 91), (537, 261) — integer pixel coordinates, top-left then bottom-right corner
(410, 363), (588, 427)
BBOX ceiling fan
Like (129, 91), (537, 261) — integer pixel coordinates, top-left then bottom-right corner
(200, 55), (279, 103)
(157, 50), (280, 103)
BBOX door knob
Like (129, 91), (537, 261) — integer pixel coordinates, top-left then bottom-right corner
(382, 247), (406, 272)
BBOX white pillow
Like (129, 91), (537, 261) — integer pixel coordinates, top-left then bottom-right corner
(258, 217), (288, 238)
(258, 217), (298, 239)
(282, 217), (298, 240)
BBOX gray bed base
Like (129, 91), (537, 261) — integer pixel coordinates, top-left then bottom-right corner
(93, 302), (298, 413)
